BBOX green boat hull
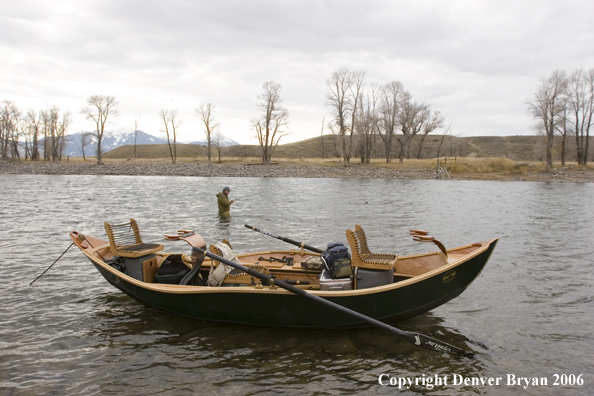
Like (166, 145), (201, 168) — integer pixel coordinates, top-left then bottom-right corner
(89, 239), (497, 328)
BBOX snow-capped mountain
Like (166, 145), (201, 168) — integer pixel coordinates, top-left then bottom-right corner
(60, 129), (169, 157)
(186, 136), (239, 147)
(56, 129), (238, 157)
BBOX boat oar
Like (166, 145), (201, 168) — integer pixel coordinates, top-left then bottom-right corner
(192, 246), (472, 356)
(244, 224), (324, 254)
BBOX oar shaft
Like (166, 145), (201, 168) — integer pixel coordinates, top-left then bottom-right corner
(192, 246), (469, 356)
(244, 224), (324, 254)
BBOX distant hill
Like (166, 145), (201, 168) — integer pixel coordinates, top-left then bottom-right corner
(97, 133), (593, 163)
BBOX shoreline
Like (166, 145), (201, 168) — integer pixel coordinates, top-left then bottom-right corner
(1, 160), (593, 183)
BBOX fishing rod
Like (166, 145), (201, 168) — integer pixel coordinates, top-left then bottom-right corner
(233, 193), (258, 201)
(192, 246), (471, 356)
(245, 224), (324, 254)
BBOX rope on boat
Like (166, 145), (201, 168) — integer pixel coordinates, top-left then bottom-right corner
(29, 242), (74, 286)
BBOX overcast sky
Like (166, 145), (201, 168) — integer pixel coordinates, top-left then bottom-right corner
(2, 0), (593, 144)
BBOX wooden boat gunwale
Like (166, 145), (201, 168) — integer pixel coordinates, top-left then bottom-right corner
(73, 231), (497, 297)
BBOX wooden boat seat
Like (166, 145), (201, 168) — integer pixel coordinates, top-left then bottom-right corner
(346, 225), (397, 270)
(104, 218), (164, 258)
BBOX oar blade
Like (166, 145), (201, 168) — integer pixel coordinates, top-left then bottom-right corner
(400, 331), (473, 356)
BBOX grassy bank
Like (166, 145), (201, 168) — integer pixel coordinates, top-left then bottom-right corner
(56, 155), (594, 179)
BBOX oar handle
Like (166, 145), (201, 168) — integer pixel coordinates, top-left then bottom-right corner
(244, 224), (324, 254)
(192, 246), (471, 356)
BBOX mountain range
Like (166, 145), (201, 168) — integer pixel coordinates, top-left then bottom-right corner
(58, 129), (238, 157)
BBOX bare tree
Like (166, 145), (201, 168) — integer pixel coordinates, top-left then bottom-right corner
(396, 94), (433, 162)
(326, 68), (354, 166)
(378, 81), (405, 163)
(133, 114), (141, 164)
(45, 106), (60, 162)
(0, 101), (22, 160)
(26, 110), (41, 161)
(436, 124), (452, 158)
(527, 70), (568, 171)
(212, 130), (224, 163)
(81, 95), (118, 164)
(159, 109), (182, 164)
(555, 102), (571, 165)
(566, 68), (594, 165)
(416, 109), (445, 159)
(196, 103), (220, 164)
(56, 111), (71, 161)
(348, 71), (365, 165)
(357, 85), (380, 164)
(78, 132), (93, 161)
(320, 117), (326, 159)
(253, 81), (289, 164)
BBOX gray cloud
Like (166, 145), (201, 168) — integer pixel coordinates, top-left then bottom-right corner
(1, 0), (593, 143)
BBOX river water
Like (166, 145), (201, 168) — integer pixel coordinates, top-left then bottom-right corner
(0, 175), (592, 395)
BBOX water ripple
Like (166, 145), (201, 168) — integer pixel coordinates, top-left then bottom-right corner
(0, 175), (593, 395)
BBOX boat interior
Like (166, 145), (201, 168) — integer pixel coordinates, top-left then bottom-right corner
(70, 218), (488, 292)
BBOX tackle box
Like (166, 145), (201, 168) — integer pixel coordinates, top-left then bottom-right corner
(319, 270), (353, 291)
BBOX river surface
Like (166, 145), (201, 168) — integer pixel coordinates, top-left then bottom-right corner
(0, 175), (592, 395)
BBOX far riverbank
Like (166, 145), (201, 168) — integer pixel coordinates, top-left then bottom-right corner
(1, 159), (593, 183)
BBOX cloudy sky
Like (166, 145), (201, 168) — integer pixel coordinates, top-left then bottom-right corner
(2, 0), (593, 144)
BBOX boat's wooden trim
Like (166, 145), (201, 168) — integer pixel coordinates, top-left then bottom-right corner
(76, 235), (497, 298)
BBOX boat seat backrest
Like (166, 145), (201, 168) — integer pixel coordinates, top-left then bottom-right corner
(104, 218), (164, 258)
(346, 225), (397, 270)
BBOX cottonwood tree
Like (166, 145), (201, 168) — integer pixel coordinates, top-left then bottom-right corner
(416, 110), (445, 159)
(196, 103), (220, 164)
(133, 114), (141, 164)
(396, 94), (430, 162)
(566, 68), (594, 165)
(0, 101), (22, 160)
(212, 130), (224, 163)
(527, 70), (568, 171)
(253, 81), (289, 164)
(46, 107), (60, 161)
(326, 68), (365, 166)
(356, 85), (380, 164)
(81, 95), (119, 164)
(159, 109), (182, 164)
(43, 106), (71, 162)
(26, 110), (41, 161)
(378, 81), (405, 163)
(56, 111), (71, 161)
(555, 103), (571, 165)
(78, 132), (93, 161)
(348, 71), (365, 165)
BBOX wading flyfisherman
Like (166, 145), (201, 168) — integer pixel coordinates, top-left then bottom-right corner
(217, 186), (234, 216)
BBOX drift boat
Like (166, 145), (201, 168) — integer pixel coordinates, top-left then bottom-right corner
(69, 219), (498, 329)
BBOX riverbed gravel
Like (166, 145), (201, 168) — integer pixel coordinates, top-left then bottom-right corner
(1, 160), (593, 183)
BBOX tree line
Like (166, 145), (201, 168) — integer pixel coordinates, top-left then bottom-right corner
(0, 101), (71, 162)
(3, 67), (592, 168)
(0, 84), (286, 165)
(0, 69), (446, 166)
(527, 68), (594, 170)
(325, 67), (445, 166)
